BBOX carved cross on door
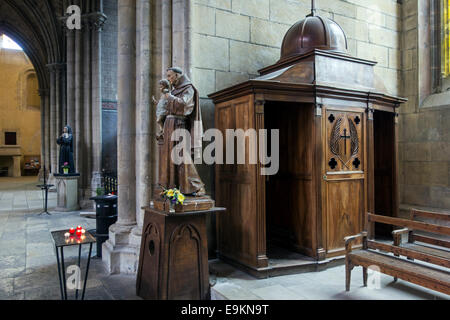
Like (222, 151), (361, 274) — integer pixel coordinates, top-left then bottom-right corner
(329, 114), (360, 170)
(340, 128), (351, 155)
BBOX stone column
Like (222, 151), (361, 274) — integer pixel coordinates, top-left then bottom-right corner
(90, 12), (106, 199)
(55, 64), (64, 142)
(38, 89), (49, 180)
(75, 28), (83, 178)
(103, 0), (139, 274)
(172, 0), (192, 75)
(45, 86), (51, 173)
(66, 29), (76, 130)
(161, 0), (172, 73)
(83, 17), (92, 196)
(150, 0), (163, 195)
(47, 64), (58, 174)
(12, 156), (21, 177)
(134, 0), (151, 233)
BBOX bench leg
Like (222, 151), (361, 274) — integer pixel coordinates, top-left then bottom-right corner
(345, 258), (353, 292)
(393, 253), (399, 282)
(363, 267), (367, 287)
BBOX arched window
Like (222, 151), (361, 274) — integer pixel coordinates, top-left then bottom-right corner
(18, 68), (40, 111)
(0, 34), (22, 51)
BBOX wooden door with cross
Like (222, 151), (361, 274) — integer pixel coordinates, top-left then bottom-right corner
(322, 108), (366, 256)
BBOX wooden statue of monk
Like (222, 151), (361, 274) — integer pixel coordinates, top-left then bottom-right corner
(157, 67), (206, 196)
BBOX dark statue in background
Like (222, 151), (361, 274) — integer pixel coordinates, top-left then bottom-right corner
(56, 126), (75, 174)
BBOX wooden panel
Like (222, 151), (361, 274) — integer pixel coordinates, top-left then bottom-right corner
(136, 222), (161, 299)
(168, 224), (202, 299)
(324, 107), (365, 256)
(326, 179), (363, 252)
(215, 95), (259, 267)
(136, 209), (210, 300)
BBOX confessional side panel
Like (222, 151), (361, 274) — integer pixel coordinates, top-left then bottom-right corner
(215, 95), (258, 267)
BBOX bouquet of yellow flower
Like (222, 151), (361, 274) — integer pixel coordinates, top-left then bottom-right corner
(160, 185), (185, 205)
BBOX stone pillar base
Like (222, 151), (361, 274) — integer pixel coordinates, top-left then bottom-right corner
(102, 223), (141, 275)
(79, 187), (94, 209)
(54, 173), (81, 212)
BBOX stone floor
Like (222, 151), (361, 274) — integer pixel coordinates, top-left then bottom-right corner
(209, 260), (449, 300)
(0, 176), (140, 300)
(0, 176), (448, 300)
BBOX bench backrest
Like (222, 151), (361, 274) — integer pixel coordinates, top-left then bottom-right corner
(411, 209), (450, 223)
(368, 213), (450, 236)
(366, 213), (450, 269)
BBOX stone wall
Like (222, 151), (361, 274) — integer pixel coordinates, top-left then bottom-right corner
(399, 0), (450, 212)
(0, 48), (41, 172)
(102, 0), (118, 103)
(191, 0), (403, 195)
(191, 0), (402, 98)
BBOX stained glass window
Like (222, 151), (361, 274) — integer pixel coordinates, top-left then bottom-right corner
(442, 0), (450, 77)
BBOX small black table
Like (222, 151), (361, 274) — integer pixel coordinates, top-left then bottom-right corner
(51, 229), (96, 300)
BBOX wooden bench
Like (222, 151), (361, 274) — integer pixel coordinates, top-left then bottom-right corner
(393, 209), (450, 256)
(345, 213), (450, 295)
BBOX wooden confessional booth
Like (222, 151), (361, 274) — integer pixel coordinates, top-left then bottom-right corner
(209, 12), (406, 277)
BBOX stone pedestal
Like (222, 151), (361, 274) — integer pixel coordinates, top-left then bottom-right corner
(54, 173), (81, 212)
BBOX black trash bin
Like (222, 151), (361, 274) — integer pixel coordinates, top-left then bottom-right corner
(89, 195), (118, 257)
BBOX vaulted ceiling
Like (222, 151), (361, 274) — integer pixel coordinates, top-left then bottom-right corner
(0, 0), (65, 90)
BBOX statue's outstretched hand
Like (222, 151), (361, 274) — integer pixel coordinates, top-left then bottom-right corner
(152, 96), (158, 105)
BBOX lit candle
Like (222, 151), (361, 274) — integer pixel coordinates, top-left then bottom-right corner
(69, 228), (75, 235)
(64, 232), (70, 238)
(81, 229), (86, 235)
(77, 225), (82, 231)
(76, 229), (82, 237)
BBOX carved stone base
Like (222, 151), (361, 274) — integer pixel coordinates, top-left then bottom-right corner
(154, 196), (215, 213)
(54, 173), (80, 212)
(102, 224), (140, 275)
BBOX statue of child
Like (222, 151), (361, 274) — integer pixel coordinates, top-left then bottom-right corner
(152, 79), (171, 141)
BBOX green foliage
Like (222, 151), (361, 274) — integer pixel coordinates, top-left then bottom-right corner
(96, 187), (105, 196)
